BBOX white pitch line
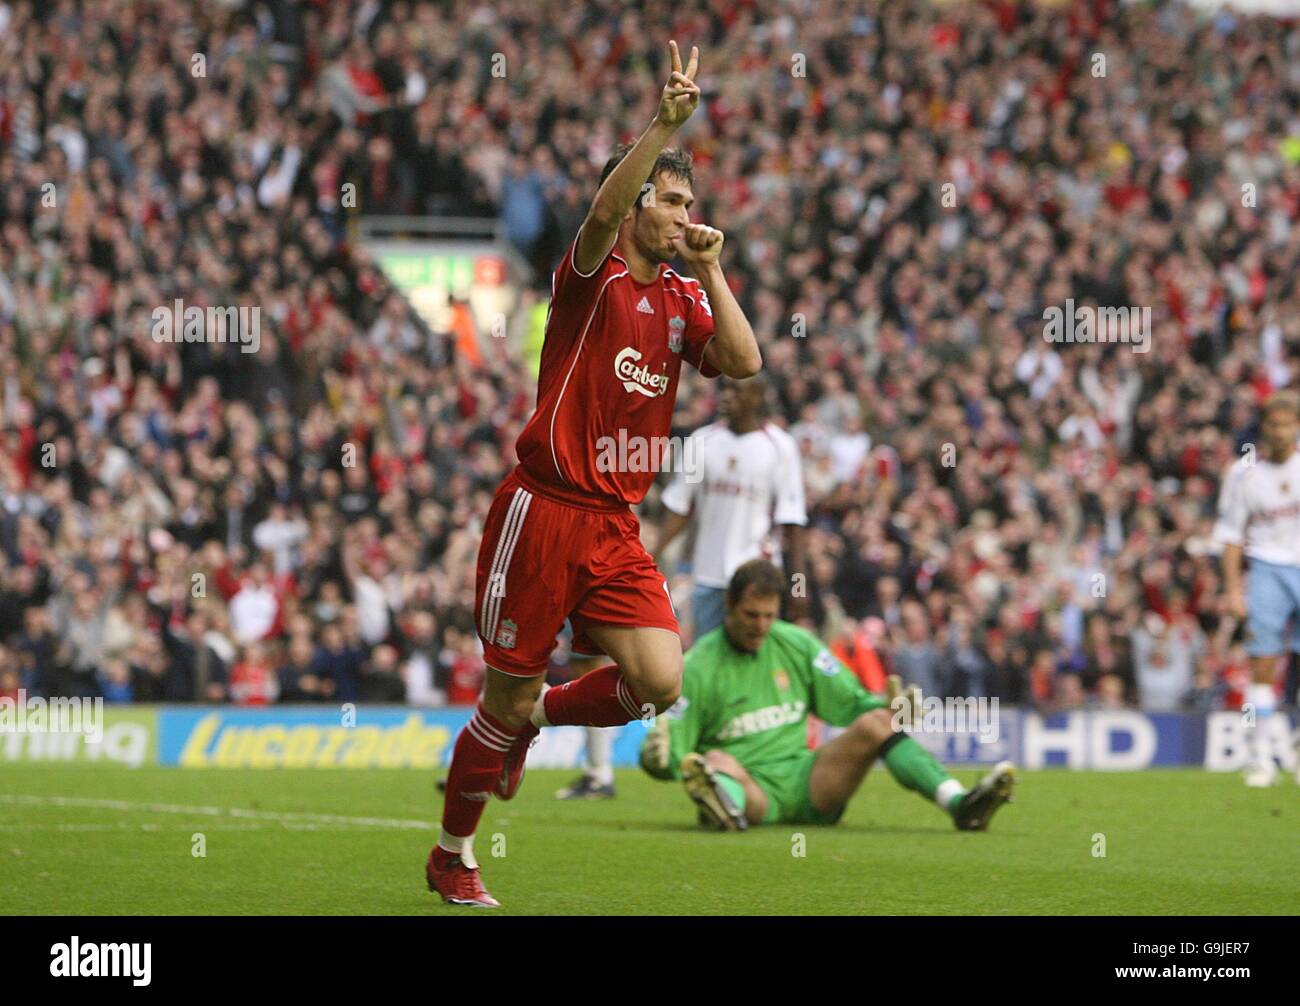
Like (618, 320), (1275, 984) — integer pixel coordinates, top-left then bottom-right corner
(0, 794), (432, 830)
(0, 823), (270, 833)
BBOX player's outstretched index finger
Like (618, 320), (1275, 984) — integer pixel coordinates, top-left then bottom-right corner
(685, 45), (699, 79)
(669, 39), (682, 74)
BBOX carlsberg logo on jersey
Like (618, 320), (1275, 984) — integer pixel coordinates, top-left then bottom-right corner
(717, 700), (807, 740)
(614, 347), (670, 397)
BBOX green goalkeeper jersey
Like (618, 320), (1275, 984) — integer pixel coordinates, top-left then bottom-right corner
(641, 620), (883, 781)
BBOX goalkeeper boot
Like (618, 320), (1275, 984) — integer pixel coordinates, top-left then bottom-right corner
(954, 760), (1016, 831)
(681, 753), (748, 831)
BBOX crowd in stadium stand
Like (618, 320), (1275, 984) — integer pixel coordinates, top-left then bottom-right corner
(1, 0), (1298, 713)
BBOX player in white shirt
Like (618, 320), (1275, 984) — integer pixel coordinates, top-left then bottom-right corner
(555, 375), (808, 802)
(1212, 390), (1300, 787)
(656, 373), (809, 637)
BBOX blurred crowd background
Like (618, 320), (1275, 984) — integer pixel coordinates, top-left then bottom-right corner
(2, 0), (1299, 713)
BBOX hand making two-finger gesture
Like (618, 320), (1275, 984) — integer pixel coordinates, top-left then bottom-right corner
(656, 39), (700, 130)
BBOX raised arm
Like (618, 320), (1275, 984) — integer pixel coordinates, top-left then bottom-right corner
(690, 241), (762, 379)
(574, 40), (702, 275)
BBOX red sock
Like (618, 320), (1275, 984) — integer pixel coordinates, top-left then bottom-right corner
(543, 665), (647, 727)
(440, 705), (518, 841)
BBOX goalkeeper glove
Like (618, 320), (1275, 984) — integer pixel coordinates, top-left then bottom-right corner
(640, 715), (672, 775)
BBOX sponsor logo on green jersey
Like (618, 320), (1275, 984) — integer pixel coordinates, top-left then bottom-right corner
(717, 700), (806, 740)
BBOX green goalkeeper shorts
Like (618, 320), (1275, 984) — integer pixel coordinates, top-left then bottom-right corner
(748, 750), (845, 826)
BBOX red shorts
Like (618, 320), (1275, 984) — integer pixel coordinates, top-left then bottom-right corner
(474, 468), (679, 676)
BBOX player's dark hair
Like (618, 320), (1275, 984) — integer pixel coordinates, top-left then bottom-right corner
(726, 559), (787, 607)
(724, 371), (771, 416)
(598, 143), (695, 207)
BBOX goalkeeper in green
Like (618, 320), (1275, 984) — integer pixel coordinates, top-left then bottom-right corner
(640, 559), (1015, 831)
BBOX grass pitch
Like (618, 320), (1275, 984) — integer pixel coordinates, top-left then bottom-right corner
(1, 765), (1296, 915)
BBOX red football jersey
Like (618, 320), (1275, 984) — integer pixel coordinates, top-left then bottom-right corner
(515, 232), (720, 506)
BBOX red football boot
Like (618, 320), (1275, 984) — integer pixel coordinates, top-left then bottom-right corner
(426, 847), (500, 908)
(496, 721), (539, 800)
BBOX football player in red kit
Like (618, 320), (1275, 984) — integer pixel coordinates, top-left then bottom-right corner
(427, 40), (763, 907)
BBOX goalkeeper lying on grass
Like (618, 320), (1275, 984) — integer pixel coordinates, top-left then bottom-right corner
(640, 559), (1015, 831)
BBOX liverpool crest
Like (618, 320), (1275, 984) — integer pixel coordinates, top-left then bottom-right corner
(668, 315), (685, 353)
(496, 618), (518, 650)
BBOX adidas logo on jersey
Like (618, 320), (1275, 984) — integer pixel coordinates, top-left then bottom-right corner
(636, 296), (654, 315)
